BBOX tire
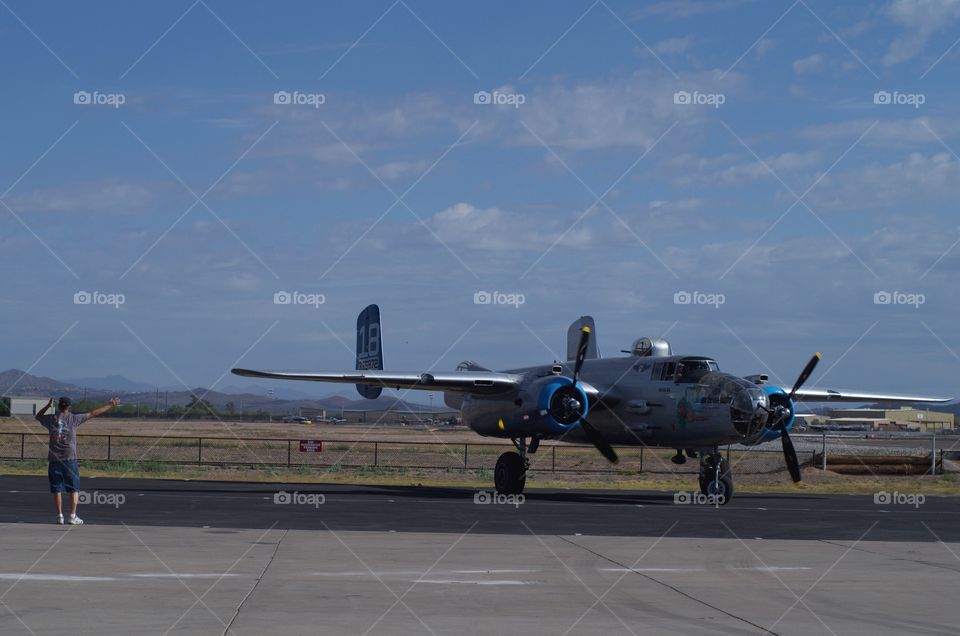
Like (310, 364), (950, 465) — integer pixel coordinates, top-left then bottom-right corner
(494, 451), (526, 495)
(699, 474), (734, 505)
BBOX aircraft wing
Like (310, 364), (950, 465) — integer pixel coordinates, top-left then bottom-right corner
(231, 368), (522, 394)
(792, 388), (951, 404)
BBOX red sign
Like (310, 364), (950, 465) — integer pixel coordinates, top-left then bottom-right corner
(299, 440), (323, 453)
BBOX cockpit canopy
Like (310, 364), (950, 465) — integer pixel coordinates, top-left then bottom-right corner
(630, 337), (673, 357)
(650, 356), (719, 383)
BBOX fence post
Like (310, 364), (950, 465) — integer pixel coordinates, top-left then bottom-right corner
(639, 447), (643, 474)
(287, 440), (292, 468)
(931, 433), (937, 475)
(107, 435), (112, 462)
(374, 442), (379, 467)
(463, 444), (467, 469)
(20, 433), (25, 460)
(552, 445), (556, 472)
(198, 438), (202, 466)
(821, 433), (827, 470)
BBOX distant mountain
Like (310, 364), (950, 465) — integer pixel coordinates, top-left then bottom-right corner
(0, 369), (451, 414)
(0, 369), (80, 396)
(0, 368), (454, 416)
(214, 382), (333, 401)
(63, 375), (155, 393)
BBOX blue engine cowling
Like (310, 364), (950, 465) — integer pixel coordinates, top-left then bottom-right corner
(462, 375), (588, 438)
(534, 376), (589, 436)
(755, 385), (794, 443)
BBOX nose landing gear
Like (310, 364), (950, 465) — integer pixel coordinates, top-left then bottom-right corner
(698, 447), (733, 504)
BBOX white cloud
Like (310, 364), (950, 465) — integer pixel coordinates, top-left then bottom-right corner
(373, 160), (431, 180)
(635, 0), (754, 19)
(427, 202), (596, 252)
(9, 181), (155, 214)
(800, 117), (960, 148)
(518, 70), (740, 151)
(755, 38), (776, 58)
(653, 35), (695, 54)
(792, 53), (826, 74)
(808, 152), (960, 211)
(678, 151), (821, 186)
(884, 0), (960, 65)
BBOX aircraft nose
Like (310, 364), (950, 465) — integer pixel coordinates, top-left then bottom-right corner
(734, 387), (769, 428)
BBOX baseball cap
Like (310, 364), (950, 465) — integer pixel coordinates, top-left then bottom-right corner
(57, 396), (72, 409)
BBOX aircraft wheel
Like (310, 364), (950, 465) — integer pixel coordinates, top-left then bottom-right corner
(700, 474), (733, 504)
(494, 451), (526, 495)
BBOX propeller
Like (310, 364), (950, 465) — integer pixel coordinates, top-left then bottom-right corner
(773, 352), (821, 483)
(565, 327), (619, 464)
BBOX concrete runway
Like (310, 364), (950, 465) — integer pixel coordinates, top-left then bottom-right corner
(1, 475), (958, 635)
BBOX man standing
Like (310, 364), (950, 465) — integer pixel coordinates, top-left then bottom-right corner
(36, 396), (118, 525)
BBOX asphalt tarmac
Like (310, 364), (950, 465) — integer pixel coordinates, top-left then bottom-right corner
(1, 476), (958, 635)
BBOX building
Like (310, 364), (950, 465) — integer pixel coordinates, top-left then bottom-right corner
(1, 396), (51, 417)
(827, 407), (954, 432)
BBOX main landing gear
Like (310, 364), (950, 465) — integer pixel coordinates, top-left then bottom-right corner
(495, 437), (537, 495)
(698, 447), (733, 504)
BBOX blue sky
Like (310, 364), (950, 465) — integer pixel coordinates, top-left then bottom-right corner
(2, 0), (960, 401)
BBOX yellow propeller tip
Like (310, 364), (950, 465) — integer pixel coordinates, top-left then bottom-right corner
(582, 326), (591, 333)
(815, 352), (822, 359)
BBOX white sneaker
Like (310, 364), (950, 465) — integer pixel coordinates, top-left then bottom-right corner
(56, 515), (64, 525)
(67, 515), (83, 525)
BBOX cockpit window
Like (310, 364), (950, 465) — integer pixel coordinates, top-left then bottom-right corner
(675, 358), (718, 383)
(651, 361), (678, 381)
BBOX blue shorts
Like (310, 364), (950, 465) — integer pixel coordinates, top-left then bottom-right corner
(48, 460), (80, 493)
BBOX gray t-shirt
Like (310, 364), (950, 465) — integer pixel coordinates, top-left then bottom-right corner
(37, 411), (88, 462)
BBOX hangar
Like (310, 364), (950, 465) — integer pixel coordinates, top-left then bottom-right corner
(0, 396), (50, 417)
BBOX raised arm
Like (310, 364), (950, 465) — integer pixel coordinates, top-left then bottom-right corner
(35, 397), (54, 421)
(86, 398), (119, 420)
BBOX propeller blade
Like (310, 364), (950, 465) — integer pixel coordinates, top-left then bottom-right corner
(780, 427), (802, 483)
(580, 417), (619, 464)
(573, 326), (590, 382)
(788, 352), (821, 401)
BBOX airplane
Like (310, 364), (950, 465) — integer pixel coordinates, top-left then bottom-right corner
(233, 304), (951, 503)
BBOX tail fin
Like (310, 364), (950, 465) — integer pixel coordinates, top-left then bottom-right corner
(356, 304), (383, 399)
(566, 316), (599, 361)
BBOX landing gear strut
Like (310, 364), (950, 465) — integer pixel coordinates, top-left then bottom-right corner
(494, 437), (532, 495)
(698, 447), (733, 504)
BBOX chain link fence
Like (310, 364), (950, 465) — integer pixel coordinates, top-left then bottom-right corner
(1, 432), (948, 475)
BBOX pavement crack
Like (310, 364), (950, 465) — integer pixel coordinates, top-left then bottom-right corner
(222, 527), (287, 636)
(815, 538), (960, 575)
(557, 534), (781, 636)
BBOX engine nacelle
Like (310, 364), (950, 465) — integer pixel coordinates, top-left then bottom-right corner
(462, 375), (588, 438)
(752, 385), (795, 444)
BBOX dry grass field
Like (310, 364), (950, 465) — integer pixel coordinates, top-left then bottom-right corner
(3, 417), (958, 495)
